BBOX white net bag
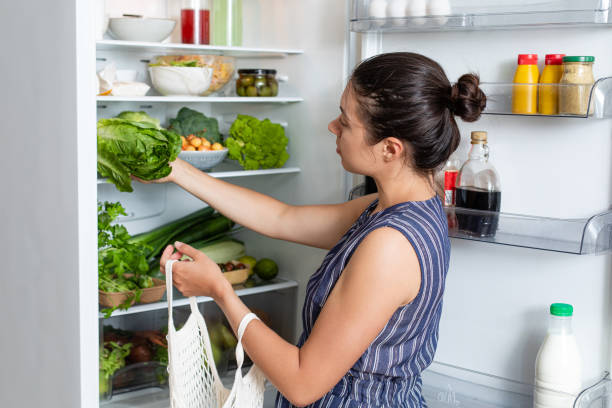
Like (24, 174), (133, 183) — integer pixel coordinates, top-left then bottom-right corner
(165, 260), (267, 408)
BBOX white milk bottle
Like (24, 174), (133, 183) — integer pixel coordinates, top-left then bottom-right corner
(534, 303), (582, 408)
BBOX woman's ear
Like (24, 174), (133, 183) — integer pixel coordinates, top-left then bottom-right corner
(382, 137), (404, 162)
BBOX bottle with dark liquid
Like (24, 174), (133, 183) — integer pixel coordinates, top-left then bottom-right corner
(455, 131), (501, 237)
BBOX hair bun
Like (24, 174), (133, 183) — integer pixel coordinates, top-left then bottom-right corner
(451, 74), (487, 122)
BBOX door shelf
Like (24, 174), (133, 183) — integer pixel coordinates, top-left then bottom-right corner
(96, 40), (303, 58)
(481, 77), (612, 119)
(422, 363), (610, 408)
(446, 207), (612, 255)
(97, 96), (303, 103)
(99, 278), (298, 318)
(350, 1), (611, 33)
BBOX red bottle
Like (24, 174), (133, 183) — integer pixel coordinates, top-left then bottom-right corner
(199, 1), (210, 44)
(181, 7), (196, 44)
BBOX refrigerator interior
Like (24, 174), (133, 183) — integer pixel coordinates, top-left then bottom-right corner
(95, 0), (349, 407)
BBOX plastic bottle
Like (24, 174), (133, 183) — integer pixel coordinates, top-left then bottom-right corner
(534, 303), (582, 408)
(538, 54), (565, 115)
(212, 0), (242, 46)
(512, 54), (539, 114)
(438, 152), (461, 207)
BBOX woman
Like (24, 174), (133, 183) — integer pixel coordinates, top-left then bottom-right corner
(152, 52), (486, 407)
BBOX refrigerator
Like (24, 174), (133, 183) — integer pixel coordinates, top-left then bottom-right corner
(2, 0), (612, 407)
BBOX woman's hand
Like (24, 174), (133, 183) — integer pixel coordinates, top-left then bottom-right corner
(132, 158), (186, 184)
(160, 241), (231, 300)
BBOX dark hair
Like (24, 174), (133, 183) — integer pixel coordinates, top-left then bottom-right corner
(350, 52), (486, 173)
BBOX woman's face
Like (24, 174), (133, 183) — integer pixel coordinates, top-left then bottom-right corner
(328, 86), (377, 175)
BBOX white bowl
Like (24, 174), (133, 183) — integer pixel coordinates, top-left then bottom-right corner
(149, 66), (213, 96)
(108, 17), (175, 42)
(179, 149), (228, 170)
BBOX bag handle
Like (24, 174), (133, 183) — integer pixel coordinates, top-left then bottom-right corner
(235, 313), (260, 370)
(166, 259), (177, 328)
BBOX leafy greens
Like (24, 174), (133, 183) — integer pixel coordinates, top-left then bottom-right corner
(97, 118), (181, 192)
(226, 114), (289, 170)
(98, 201), (153, 318)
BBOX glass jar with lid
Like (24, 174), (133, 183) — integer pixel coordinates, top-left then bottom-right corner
(455, 131), (501, 237)
(236, 69), (278, 97)
(558, 56), (595, 116)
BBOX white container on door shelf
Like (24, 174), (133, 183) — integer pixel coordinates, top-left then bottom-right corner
(535, 303), (582, 408)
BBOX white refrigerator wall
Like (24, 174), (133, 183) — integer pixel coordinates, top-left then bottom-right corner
(0, 1), (98, 408)
(375, 27), (612, 384)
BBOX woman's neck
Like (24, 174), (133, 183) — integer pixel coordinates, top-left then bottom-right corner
(371, 169), (435, 212)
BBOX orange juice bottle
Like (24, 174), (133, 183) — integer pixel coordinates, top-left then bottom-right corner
(538, 54), (565, 115)
(512, 54), (539, 114)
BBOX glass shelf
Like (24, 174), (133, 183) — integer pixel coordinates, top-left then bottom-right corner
(96, 40), (303, 58)
(480, 77), (612, 118)
(97, 166), (301, 186)
(422, 363), (610, 408)
(350, 0), (612, 33)
(446, 207), (612, 255)
(96, 96), (303, 103)
(99, 278), (298, 318)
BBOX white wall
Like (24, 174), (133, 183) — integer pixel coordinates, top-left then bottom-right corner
(378, 26), (612, 384)
(0, 1), (98, 408)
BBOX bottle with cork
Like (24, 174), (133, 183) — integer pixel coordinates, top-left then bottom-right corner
(455, 131), (501, 237)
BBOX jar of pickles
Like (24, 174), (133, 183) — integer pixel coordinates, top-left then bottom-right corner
(558, 56), (595, 116)
(236, 69), (279, 97)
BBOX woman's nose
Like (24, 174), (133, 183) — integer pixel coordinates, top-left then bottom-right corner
(328, 118), (339, 135)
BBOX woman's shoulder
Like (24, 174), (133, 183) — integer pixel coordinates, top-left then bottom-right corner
(371, 197), (449, 253)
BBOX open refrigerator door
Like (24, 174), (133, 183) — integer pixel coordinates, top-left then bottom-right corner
(346, 0), (612, 406)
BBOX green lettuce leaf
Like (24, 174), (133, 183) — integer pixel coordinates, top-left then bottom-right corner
(97, 118), (181, 192)
(116, 111), (161, 129)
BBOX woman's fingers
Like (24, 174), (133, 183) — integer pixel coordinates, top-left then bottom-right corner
(174, 241), (201, 261)
(160, 245), (182, 274)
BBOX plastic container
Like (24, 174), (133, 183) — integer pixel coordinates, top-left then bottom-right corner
(150, 55), (235, 95)
(538, 54), (565, 115)
(534, 303), (582, 408)
(512, 54), (539, 114)
(455, 131), (501, 237)
(236, 69), (279, 97)
(559, 56), (595, 116)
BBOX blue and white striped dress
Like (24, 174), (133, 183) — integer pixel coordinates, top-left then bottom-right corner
(275, 197), (450, 408)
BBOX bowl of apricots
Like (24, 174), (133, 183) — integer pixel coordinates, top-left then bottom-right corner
(178, 134), (228, 170)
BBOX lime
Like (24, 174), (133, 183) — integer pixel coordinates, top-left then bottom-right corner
(254, 258), (278, 281)
(244, 277), (257, 288)
(238, 255), (257, 276)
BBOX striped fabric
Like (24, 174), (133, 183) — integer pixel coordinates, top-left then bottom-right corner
(275, 197), (450, 408)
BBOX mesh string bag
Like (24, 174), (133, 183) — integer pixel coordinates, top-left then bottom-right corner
(165, 260), (267, 408)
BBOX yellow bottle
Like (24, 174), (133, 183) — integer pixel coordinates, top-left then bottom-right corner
(538, 54), (565, 115)
(512, 54), (539, 114)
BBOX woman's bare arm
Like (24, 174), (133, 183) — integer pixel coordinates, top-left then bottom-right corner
(167, 159), (376, 249)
